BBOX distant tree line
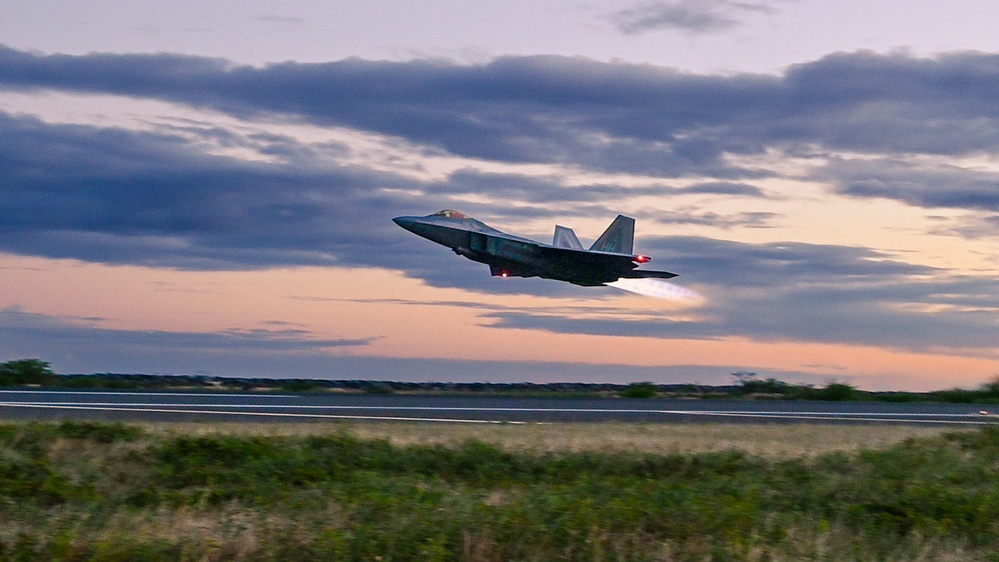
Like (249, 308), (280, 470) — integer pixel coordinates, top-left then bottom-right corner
(4, 358), (999, 403)
(728, 372), (999, 403)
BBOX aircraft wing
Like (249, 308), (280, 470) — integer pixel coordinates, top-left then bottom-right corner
(535, 244), (677, 283)
(537, 244), (638, 268)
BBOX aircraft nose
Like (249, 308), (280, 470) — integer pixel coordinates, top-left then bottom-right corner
(392, 216), (417, 231)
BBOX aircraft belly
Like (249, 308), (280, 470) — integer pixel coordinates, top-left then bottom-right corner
(491, 258), (622, 286)
(479, 242), (645, 285)
(538, 249), (636, 285)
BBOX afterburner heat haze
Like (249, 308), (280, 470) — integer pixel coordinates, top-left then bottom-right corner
(608, 278), (703, 301)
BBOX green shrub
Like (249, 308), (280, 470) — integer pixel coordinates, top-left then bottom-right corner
(619, 382), (657, 398)
(737, 377), (795, 396)
(4, 422), (999, 560)
(811, 382), (860, 401)
(0, 359), (55, 386)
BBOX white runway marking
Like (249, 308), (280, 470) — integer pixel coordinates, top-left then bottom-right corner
(0, 403), (527, 424)
(0, 401), (993, 416)
(672, 411), (995, 425)
(0, 390), (294, 398)
(0, 401), (994, 424)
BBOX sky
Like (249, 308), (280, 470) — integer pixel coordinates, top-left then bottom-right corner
(1, 1), (997, 390)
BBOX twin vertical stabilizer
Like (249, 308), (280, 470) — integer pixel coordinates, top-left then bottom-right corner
(589, 215), (634, 254)
(553, 225), (584, 249)
(554, 216), (636, 254)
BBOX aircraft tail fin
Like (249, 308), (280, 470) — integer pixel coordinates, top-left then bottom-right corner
(553, 225), (584, 249)
(589, 215), (634, 254)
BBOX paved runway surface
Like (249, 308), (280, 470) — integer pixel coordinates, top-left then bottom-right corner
(1, 389), (997, 424)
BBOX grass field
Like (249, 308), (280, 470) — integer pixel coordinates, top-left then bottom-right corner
(2, 421), (998, 561)
(146, 421), (956, 458)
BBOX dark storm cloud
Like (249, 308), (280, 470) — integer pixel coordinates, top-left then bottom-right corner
(0, 112), (641, 301)
(0, 108), (764, 285)
(7, 45), (999, 186)
(0, 111), (517, 297)
(822, 158), (999, 211)
(0, 111), (448, 270)
(611, 0), (777, 34)
(487, 236), (999, 351)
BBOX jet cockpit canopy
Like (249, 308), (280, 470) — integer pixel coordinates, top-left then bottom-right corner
(432, 209), (471, 220)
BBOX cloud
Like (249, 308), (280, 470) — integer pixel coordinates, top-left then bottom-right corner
(0, 111), (655, 298)
(611, 0), (778, 34)
(0, 306), (372, 358)
(958, 214), (999, 238)
(649, 210), (778, 228)
(1, 306), (808, 383)
(926, 213), (999, 240)
(0, 111), (423, 270)
(485, 236), (999, 352)
(682, 181), (767, 197)
(307, 237), (999, 353)
(0, 113), (585, 306)
(1, 44), (998, 359)
(821, 157), (999, 211)
(6, 45), (999, 184)
(0, 108), (768, 288)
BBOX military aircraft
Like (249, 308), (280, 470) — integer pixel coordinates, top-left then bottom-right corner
(393, 210), (677, 286)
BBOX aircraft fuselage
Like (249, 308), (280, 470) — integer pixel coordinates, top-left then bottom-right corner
(393, 210), (676, 286)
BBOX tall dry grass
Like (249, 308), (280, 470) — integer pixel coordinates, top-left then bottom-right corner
(3, 421), (999, 561)
(141, 421), (961, 458)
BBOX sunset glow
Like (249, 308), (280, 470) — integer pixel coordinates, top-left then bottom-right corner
(1, 2), (998, 390)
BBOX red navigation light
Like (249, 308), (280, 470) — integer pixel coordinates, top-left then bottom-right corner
(501, 271), (509, 278)
(634, 255), (650, 263)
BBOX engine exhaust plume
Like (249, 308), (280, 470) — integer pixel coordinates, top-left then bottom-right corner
(608, 278), (703, 301)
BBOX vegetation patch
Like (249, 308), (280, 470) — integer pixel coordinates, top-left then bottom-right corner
(7, 358), (999, 403)
(1, 422), (999, 560)
(618, 382), (658, 398)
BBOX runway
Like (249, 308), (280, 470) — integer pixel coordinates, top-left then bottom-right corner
(1, 389), (997, 424)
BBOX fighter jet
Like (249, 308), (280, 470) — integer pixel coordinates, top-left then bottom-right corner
(393, 210), (677, 286)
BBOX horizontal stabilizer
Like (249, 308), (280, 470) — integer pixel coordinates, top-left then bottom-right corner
(590, 215), (634, 254)
(553, 225), (583, 249)
(629, 269), (678, 280)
